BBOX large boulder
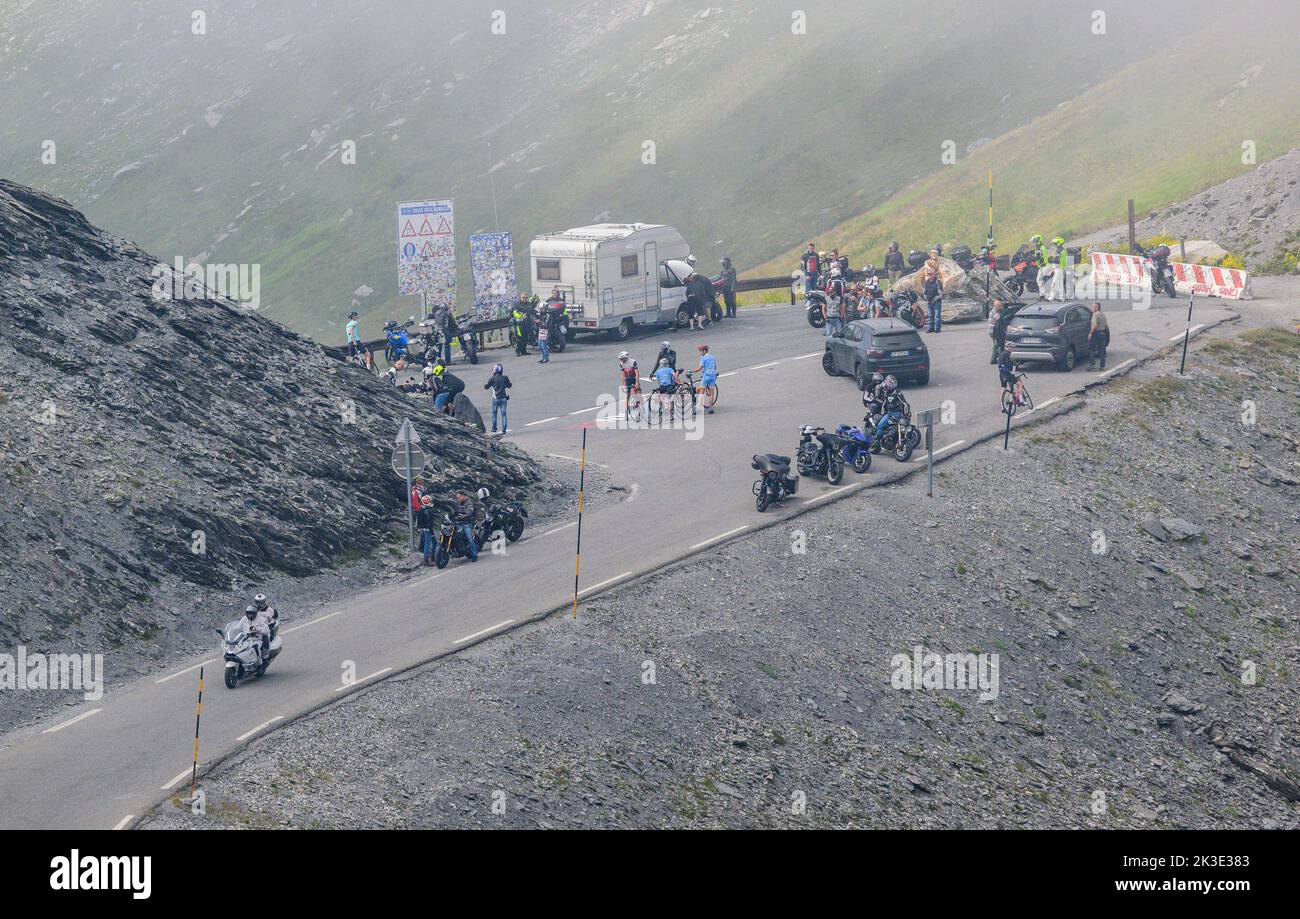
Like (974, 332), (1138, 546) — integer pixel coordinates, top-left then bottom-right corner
(891, 257), (1019, 323)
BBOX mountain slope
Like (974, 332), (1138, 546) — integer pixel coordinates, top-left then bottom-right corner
(0, 0), (1245, 337)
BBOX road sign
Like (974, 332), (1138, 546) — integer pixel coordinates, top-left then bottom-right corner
(391, 445), (426, 479)
(395, 418), (421, 446)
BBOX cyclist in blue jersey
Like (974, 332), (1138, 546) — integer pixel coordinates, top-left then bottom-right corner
(694, 344), (718, 414)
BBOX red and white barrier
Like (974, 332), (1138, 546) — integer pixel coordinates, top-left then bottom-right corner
(1088, 251), (1252, 300)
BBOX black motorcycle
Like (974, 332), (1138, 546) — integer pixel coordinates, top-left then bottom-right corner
(1134, 243), (1178, 299)
(795, 424), (846, 485)
(752, 453), (799, 512)
(805, 289), (829, 329)
(475, 500), (528, 548)
(434, 515), (477, 568)
(874, 398), (921, 462)
(1005, 246), (1042, 297)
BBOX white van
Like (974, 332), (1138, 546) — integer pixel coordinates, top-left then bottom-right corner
(529, 223), (700, 341)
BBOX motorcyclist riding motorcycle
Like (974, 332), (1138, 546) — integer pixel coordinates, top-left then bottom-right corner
(241, 603), (273, 664)
(253, 593), (278, 629)
(870, 376), (907, 449)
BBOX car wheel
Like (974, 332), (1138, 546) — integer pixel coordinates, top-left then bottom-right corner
(855, 363), (871, 390)
(822, 351), (838, 376)
(1061, 345), (1076, 371)
(914, 371), (930, 386)
(675, 307), (690, 329)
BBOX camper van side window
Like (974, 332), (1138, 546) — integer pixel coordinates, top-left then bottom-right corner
(536, 259), (561, 282)
(621, 254), (639, 278)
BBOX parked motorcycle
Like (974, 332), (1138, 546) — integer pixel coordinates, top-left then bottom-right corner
(434, 515), (477, 568)
(834, 422), (874, 474)
(805, 289), (829, 329)
(888, 289), (926, 329)
(752, 453), (799, 512)
(1134, 243), (1178, 299)
(874, 398), (921, 462)
(383, 318), (417, 365)
(475, 500), (528, 548)
(215, 617), (282, 689)
(795, 424), (846, 485)
(1005, 246), (1042, 297)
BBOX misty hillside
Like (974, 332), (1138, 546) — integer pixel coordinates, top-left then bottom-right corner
(0, 0), (1262, 338)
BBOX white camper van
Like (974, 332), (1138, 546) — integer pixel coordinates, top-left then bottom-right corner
(529, 223), (702, 341)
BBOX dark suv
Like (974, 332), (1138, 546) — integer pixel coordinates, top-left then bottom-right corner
(822, 318), (929, 388)
(1005, 301), (1093, 371)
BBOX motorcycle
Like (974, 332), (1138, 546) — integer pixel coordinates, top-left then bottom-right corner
(434, 515), (477, 568)
(834, 422), (874, 474)
(752, 453), (799, 512)
(795, 424), (846, 485)
(475, 500), (528, 549)
(805, 289), (829, 329)
(383, 318), (417, 366)
(420, 314), (480, 365)
(1134, 243), (1178, 299)
(874, 397), (921, 462)
(215, 616), (282, 689)
(1005, 246), (1042, 297)
(888, 289), (926, 329)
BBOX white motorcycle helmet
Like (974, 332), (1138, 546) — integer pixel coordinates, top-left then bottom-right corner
(476, 487), (490, 501)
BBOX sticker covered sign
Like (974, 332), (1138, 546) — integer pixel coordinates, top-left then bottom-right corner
(469, 232), (518, 320)
(397, 199), (456, 307)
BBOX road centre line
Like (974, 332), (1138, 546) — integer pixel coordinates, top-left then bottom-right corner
(155, 659), (216, 684)
(748, 361), (781, 370)
(525, 416), (559, 426)
(568, 406), (599, 415)
(793, 351), (822, 360)
(41, 708), (103, 735)
(689, 525), (749, 550)
(236, 716), (284, 742)
(283, 609), (345, 634)
(333, 668), (393, 693)
(453, 618), (516, 645)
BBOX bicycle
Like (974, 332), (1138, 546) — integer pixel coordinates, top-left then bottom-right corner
(674, 372), (698, 420)
(1000, 371), (1033, 417)
(623, 384), (643, 423)
(697, 377), (719, 411)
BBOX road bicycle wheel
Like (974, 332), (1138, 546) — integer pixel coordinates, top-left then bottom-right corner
(1001, 389), (1017, 417)
(625, 390), (642, 423)
(1020, 389), (1034, 412)
(701, 383), (718, 409)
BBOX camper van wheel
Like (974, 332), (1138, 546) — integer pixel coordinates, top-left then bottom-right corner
(675, 307), (691, 329)
(610, 318), (633, 342)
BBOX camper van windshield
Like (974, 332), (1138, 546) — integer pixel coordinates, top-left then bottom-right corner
(661, 259), (690, 288)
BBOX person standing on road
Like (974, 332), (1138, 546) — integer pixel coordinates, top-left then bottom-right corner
(800, 243), (820, 296)
(987, 300), (1006, 364)
(433, 304), (453, 364)
(537, 319), (551, 363)
(824, 267), (847, 337)
(511, 298), (530, 356)
(450, 491), (479, 562)
(417, 495), (437, 566)
(719, 257), (738, 318)
(1087, 301), (1110, 370)
(694, 343), (718, 414)
(483, 362), (512, 434)
(884, 242), (905, 287)
(345, 310), (361, 357)
(923, 261), (943, 334)
(410, 476), (427, 515)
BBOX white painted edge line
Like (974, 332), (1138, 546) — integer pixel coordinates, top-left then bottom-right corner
(283, 608), (345, 635)
(160, 767), (192, 791)
(808, 483), (862, 504)
(748, 361), (781, 370)
(1168, 324), (1205, 342)
(793, 351), (823, 360)
(1036, 396), (1063, 410)
(578, 571), (635, 596)
(525, 416), (559, 427)
(689, 525), (750, 550)
(408, 571), (446, 588)
(155, 659), (216, 684)
(236, 716), (285, 742)
(537, 521), (577, 539)
(453, 618), (516, 645)
(1099, 359), (1135, 378)
(41, 708), (103, 734)
(568, 406), (599, 415)
(112, 815), (134, 831)
(912, 440), (967, 461)
(334, 667), (393, 693)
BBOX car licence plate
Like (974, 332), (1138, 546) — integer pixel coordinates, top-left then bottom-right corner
(1020, 337), (1043, 344)
(890, 350), (910, 357)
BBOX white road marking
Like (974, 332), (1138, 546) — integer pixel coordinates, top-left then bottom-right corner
(568, 406), (599, 415)
(155, 659), (216, 684)
(453, 618), (516, 645)
(719, 371), (738, 378)
(1099, 359), (1135, 377)
(912, 439), (966, 460)
(161, 767), (193, 791)
(793, 351), (823, 360)
(408, 571), (446, 588)
(112, 815), (134, 831)
(41, 708), (103, 735)
(748, 361), (780, 370)
(626, 482), (641, 503)
(578, 571), (635, 595)
(525, 416), (559, 427)
(283, 609), (345, 634)
(807, 483), (862, 504)
(1036, 396), (1062, 410)
(1169, 324), (1204, 342)
(236, 716), (285, 742)
(537, 521), (577, 539)
(334, 667), (393, 693)
(689, 525), (749, 550)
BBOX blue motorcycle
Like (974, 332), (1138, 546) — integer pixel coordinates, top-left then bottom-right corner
(834, 422), (874, 474)
(384, 318), (415, 365)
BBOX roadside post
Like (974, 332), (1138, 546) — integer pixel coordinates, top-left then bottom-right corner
(1178, 292), (1195, 375)
(1127, 199), (1136, 253)
(391, 419), (425, 550)
(190, 666), (203, 802)
(571, 426), (588, 618)
(1002, 398), (1013, 450)
(917, 409), (937, 497)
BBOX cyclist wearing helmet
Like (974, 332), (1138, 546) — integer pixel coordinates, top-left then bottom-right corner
(694, 344), (718, 414)
(656, 341), (677, 372)
(653, 358), (677, 394)
(345, 311), (360, 357)
(618, 351), (640, 395)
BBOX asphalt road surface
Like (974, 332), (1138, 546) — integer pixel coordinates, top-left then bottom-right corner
(0, 295), (1237, 829)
